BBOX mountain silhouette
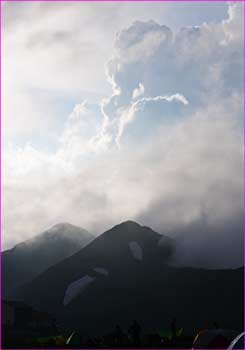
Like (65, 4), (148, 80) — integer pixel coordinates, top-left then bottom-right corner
(2, 223), (94, 297)
(14, 221), (243, 336)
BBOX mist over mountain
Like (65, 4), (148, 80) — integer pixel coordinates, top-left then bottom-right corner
(2, 223), (94, 297)
(165, 217), (244, 269)
(15, 221), (243, 336)
(3, 3), (243, 274)
(16, 221), (174, 308)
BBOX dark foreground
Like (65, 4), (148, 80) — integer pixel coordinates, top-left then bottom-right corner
(2, 322), (244, 349)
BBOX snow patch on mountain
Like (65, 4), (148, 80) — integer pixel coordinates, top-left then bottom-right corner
(63, 275), (95, 306)
(129, 241), (143, 261)
(93, 267), (109, 276)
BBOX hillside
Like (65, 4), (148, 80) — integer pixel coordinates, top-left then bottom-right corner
(2, 223), (94, 297)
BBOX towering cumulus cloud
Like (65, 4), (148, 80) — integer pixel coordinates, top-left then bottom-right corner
(3, 2), (243, 268)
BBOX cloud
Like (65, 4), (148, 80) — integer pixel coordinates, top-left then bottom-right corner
(116, 93), (189, 145)
(2, 3), (244, 269)
(223, 1), (244, 43)
(3, 98), (243, 268)
(132, 83), (145, 100)
(97, 3), (243, 150)
(2, 1), (229, 144)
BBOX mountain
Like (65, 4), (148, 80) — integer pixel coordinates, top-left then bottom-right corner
(15, 221), (243, 336)
(2, 223), (94, 297)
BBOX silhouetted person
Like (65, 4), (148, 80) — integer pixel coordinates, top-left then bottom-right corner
(171, 317), (177, 341)
(213, 321), (219, 329)
(129, 320), (141, 345)
(52, 318), (57, 333)
(114, 324), (124, 345)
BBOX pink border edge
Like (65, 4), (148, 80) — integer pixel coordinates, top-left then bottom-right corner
(0, 1), (244, 350)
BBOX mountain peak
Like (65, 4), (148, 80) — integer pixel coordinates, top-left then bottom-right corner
(46, 222), (79, 232)
(3, 223), (94, 297)
(118, 220), (141, 227)
(43, 223), (93, 239)
(99, 220), (162, 244)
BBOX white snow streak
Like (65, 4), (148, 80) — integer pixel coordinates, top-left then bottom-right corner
(63, 275), (95, 306)
(129, 241), (143, 261)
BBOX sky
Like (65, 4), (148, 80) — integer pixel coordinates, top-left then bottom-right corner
(2, 1), (244, 268)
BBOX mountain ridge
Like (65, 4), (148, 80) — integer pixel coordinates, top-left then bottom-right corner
(6, 220), (243, 336)
(2, 223), (94, 297)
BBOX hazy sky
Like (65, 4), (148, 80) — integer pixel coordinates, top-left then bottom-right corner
(2, 2), (244, 267)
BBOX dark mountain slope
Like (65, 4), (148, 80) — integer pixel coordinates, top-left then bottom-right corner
(62, 265), (243, 336)
(2, 223), (94, 297)
(15, 221), (243, 335)
(16, 221), (173, 309)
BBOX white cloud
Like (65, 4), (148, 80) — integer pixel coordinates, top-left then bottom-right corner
(2, 1), (230, 144)
(116, 93), (189, 145)
(93, 2), (243, 151)
(223, 2), (244, 43)
(132, 83), (145, 100)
